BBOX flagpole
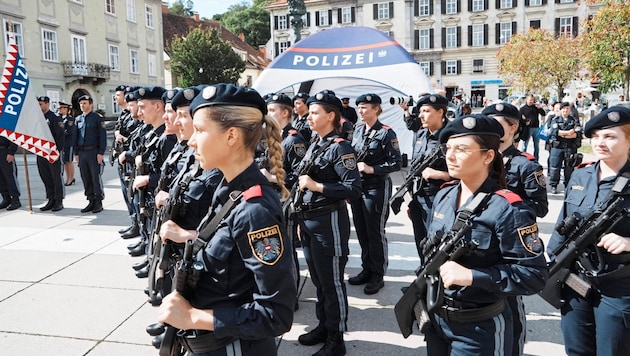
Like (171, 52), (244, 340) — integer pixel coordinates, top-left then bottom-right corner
(22, 149), (33, 213)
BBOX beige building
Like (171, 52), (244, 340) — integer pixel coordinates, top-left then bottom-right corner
(1, 0), (164, 117)
(266, 0), (601, 102)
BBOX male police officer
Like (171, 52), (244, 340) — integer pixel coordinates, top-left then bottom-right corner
(37, 96), (65, 212)
(548, 102), (582, 194)
(0, 136), (21, 210)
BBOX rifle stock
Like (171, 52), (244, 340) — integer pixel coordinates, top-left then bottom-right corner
(390, 147), (441, 215)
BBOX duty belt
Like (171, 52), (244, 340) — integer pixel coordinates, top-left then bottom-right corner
(297, 200), (345, 220)
(437, 298), (505, 323)
(178, 330), (238, 353)
(78, 145), (98, 151)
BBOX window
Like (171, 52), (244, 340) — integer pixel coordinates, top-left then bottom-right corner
(278, 41), (291, 55)
(446, 0), (458, 14)
(4, 20), (24, 54)
(341, 7), (352, 23)
(41, 29), (58, 62)
(530, 20), (541, 29)
(419, 61), (431, 76)
(109, 44), (120, 71)
(472, 0), (484, 12)
(499, 22), (512, 44)
(377, 3), (390, 19)
(419, 28), (431, 49)
(278, 15), (288, 30)
(560, 0), (573, 3)
(472, 24), (483, 47)
(147, 52), (156, 77)
(446, 60), (457, 75)
(473, 59), (484, 73)
(500, 0), (513, 8)
(126, 0), (136, 22)
(106, 0), (116, 14)
(318, 10), (329, 26)
(71, 35), (86, 64)
(446, 27), (457, 48)
(559, 17), (572, 36)
(130, 49), (139, 74)
(112, 95), (122, 115)
(529, 0), (542, 5)
(418, 0), (430, 16)
(145, 5), (154, 28)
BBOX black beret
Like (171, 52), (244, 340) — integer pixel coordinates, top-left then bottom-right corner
(341, 97), (350, 101)
(162, 88), (180, 104)
(172, 85), (206, 110)
(416, 94), (449, 108)
(190, 84), (267, 116)
(439, 114), (504, 143)
(58, 100), (71, 107)
(136, 86), (166, 101)
(355, 93), (382, 106)
(125, 90), (139, 103)
(306, 91), (343, 112)
(115, 85), (127, 92)
(265, 93), (293, 107)
(584, 106), (630, 138)
(77, 95), (92, 103)
(293, 92), (310, 102)
(125, 85), (140, 94)
(481, 102), (520, 120)
(37, 96), (50, 103)
(560, 102), (571, 109)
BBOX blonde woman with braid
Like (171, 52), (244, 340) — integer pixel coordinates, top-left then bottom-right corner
(157, 84), (296, 356)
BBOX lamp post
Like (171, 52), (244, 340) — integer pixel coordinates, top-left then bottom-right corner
(288, 0), (306, 42)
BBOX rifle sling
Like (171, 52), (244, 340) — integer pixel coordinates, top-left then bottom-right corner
(451, 192), (492, 231)
(357, 128), (378, 162)
(193, 190), (243, 254)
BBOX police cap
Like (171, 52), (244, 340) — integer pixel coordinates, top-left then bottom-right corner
(416, 94), (449, 108)
(266, 93), (293, 107)
(190, 84), (267, 116)
(560, 102), (571, 109)
(115, 85), (127, 92)
(136, 86), (166, 101)
(162, 88), (180, 104)
(355, 93), (382, 106)
(306, 91), (343, 112)
(439, 114), (504, 143)
(584, 106), (630, 138)
(293, 92), (310, 102)
(481, 102), (520, 120)
(77, 95), (93, 103)
(37, 96), (50, 103)
(172, 85), (206, 110)
(58, 100), (71, 108)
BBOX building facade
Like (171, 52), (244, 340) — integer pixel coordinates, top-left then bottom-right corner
(267, 0), (601, 101)
(1, 0), (164, 118)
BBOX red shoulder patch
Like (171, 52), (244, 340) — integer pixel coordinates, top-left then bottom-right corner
(288, 129), (298, 135)
(341, 117), (347, 123)
(243, 185), (263, 201)
(495, 189), (523, 204)
(382, 124), (391, 130)
(577, 161), (595, 169)
(520, 152), (535, 161)
(334, 137), (345, 143)
(440, 179), (459, 189)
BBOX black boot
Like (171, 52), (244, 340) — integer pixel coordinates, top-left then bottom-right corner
(129, 241), (147, 257)
(128, 240), (143, 250)
(135, 265), (149, 278)
(51, 200), (64, 212)
(7, 197), (21, 211)
(119, 223), (135, 234)
(0, 194), (10, 209)
(364, 275), (384, 295)
(91, 200), (103, 213)
(313, 331), (346, 356)
(81, 200), (95, 213)
(132, 257), (149, 271)
(40, 199), (55, 212)
(121, 223), (140, 239)
(298, 324), (328, 346)
(348, 270), (371, 285)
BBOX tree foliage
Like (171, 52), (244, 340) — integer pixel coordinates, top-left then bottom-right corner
(168, 27), (245, 86)
(581, 0), (630, 98)
(497, 28), (582, 97)
(217, 2), (271, 47)
(169, 0), (194, 16)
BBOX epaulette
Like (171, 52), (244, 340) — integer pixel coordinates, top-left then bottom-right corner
(382, 124), (391, 130)
(495, 189), (523, 204)
(520, 152), (535, 161)
(577, 161), (595, 169)
(334, 137), (345, 143)
(440, 179), (459, 189)
(288, 129), (298, 135)
(243, 184), (263, 201)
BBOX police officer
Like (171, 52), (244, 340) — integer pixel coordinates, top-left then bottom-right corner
(548, 101), (583, 194)
(157, 84), (296, 355)
(422, 114), (548, 355)
(0, 136), (21, 210)
(404, 94), (450, 258)
(293, 92), (313, 143)
(295, 90), (361, 356)
(59, 101), (77, 186)
(348, 93), (401, 295)
(37, 96), (65, 212)
(340, 97), (358, 125)
(547, 106), (630, 356)
(483, 102), (549, 356)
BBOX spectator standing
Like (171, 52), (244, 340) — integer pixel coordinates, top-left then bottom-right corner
(519, 94), (547, 161)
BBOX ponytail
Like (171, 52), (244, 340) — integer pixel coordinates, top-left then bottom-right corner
(262, 115), (290, 201)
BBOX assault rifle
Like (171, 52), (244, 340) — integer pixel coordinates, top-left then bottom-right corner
(394, 193), (490, 338)
(539, 174), (630, 309)
(390, 146), (441, 215)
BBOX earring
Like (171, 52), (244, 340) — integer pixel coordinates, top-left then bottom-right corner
(484, 161), (489, 165)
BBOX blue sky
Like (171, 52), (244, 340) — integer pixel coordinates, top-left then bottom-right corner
(167, 0), (252, 19)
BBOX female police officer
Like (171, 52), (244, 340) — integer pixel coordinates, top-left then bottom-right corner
(295, 90), (361, 356)
(547, 106), (630, 356)
(348, 93), (401, 295)
(157, 84), (296, 355)
(423, 114), (547, 355)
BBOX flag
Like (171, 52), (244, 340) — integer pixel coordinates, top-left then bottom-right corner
(0, 34), (59, 163)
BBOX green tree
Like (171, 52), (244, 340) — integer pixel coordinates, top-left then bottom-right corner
(169, 0), (194, 17)
(497, 28), (582, 98)
(219, 2), (271, 47)
(167, 27), (245, 86)
(582, 0), (630, 99)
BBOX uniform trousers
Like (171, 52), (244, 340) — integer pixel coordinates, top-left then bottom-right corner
(77, 149), (104, 200)
(189, 337), (276, 356)
(0, 150), (20, 198)
(36, 155), (64, 201)
(508, 295), (526, 356)
(349, 178), (392, 277)
(561, 288), (630, 356)
(118, 161), (135, 218)
(299, 207), (350, 332)
(409, 193), (435, 260)
(548, 147), (577, 187)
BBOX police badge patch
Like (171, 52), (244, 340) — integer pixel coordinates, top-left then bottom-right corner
(534, 170), (546, 187)
(293, 143), (306, 157)
(391, 139), (400, 151)
(248, 225), (284, 265)
(341, 153), (357, 170)
(517, 223), (543, 255)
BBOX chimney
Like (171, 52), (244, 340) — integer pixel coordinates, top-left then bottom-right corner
(259, 46), (267, 60)
(161, 4), (168, 13)
(193, 13), (199, 21)
(239, 33), (245, 42)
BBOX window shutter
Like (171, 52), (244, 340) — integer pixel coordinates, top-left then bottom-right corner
(572, 16), (579, 37)
(315, 11), (320, 26)
(275, 42), (279, 57)
(484, 0), (489, 10)
(484, 24), (488, 45)
(512, 21), (517, 38)
(351, 7), (355, 22)
(415, 0), (419, 16)
(442, 27), (446, 47)
(525, 0), (530, 6)
(373, 4), (378, 19)
(457, 0), (461, 12)
(496, 0), (500, 9)
(554, 18), (560, 36)
(468, 0), (473, 11)
(457, 26), (461, 47)
(468, 25), (473, 46)
(542, 0), (547, 5)
(496, 23), (500, 44)
(274, 16), (278, 30)
(306, 12), (311, 26)
(429, 62), (434, 76)
(441, 0), (446, 14)
(338, 8), (342, 23)
(441, 61), (446, 75)
(513, 0), (517, 7)
(389, 2), (394, 18)
(328, 10), (333, 24)
(457, 60), (462, 74)
(429, 0), (434, 15)
(430, 28), (434, 48)
(555, 0), (560, 3)
(414, 30), (419, 49)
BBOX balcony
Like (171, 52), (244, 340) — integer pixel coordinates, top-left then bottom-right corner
(61, 61), (111, 84)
